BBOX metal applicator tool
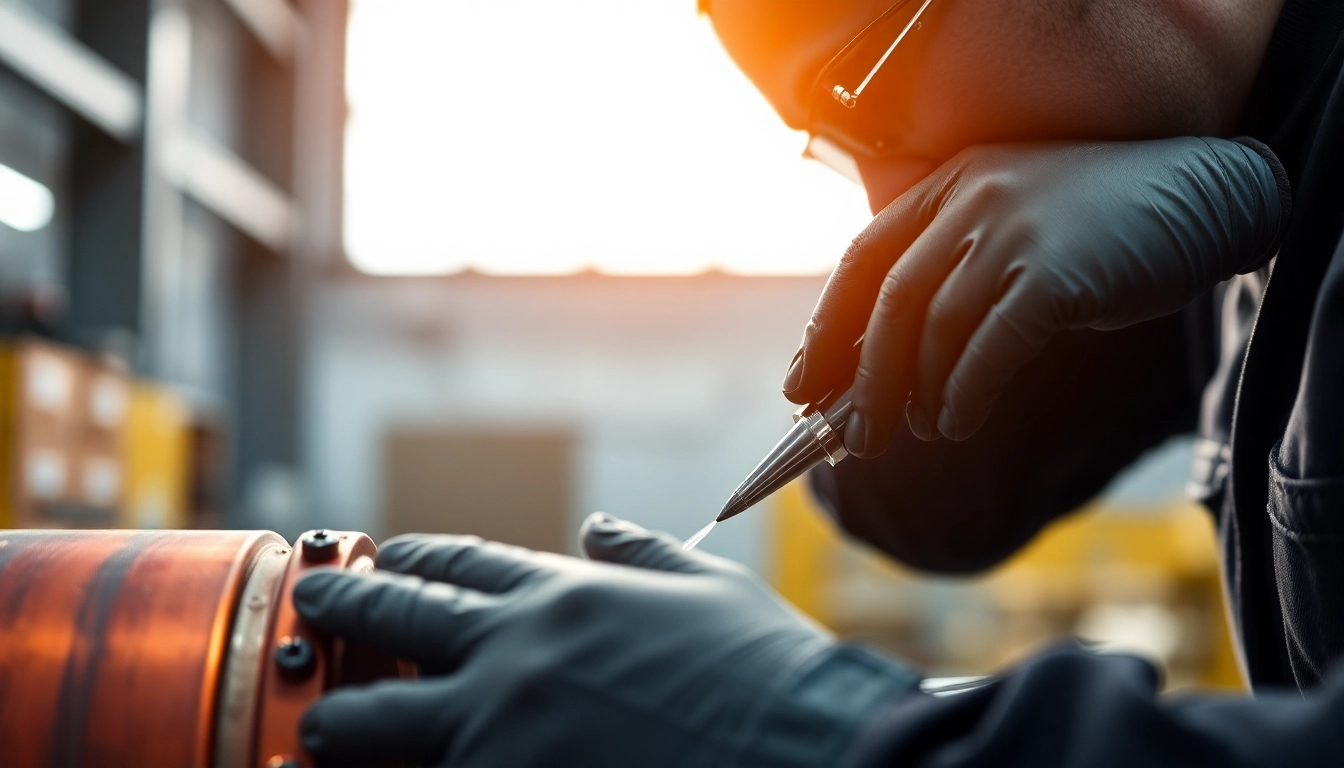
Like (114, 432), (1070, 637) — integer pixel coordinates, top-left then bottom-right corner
(683, 388), (853, 550)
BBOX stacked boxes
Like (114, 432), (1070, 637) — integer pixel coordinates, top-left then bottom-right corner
(0, 337), (127, 527)
(0, 336), (222, 530)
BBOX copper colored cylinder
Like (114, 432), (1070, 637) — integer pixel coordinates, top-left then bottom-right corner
(0, 529), (398, 768)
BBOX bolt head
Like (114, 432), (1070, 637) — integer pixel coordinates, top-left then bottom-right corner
(274, 636), (316, 681)
(301, 529), (340, 562)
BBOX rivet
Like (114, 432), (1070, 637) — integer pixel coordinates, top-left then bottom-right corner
(301, 530), (339, 562)
(274, 636), (316, 681)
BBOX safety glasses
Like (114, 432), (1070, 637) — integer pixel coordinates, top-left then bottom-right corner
(805, 0), (937, 166)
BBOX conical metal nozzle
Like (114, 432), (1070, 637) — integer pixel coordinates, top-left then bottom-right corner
(715, 390), (854, 522)
(717, 491), (748, 522)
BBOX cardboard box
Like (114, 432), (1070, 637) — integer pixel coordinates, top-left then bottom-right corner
(0, 338), (84, 527)
(72, 358), (130, 515)
(0, 337), (132, 528)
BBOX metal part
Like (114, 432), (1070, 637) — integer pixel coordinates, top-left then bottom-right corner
(795, 402), (849, 466)
(716, 388), (854, 522)
(0, 530), (283, 767)
(920, 675), (995, 697)
(301, 529), (340, 562)
(830, 0), (937, 109)
(275, 636), (317, 680)
(0, 528), (404, 768)
(254, 530), (391, 768)
(213, 541), (291, 768)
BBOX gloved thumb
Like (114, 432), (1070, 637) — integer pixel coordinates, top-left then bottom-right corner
(580, 513), (716, 574)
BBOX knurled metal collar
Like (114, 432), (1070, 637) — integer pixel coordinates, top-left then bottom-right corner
(793, 403), (849, 466)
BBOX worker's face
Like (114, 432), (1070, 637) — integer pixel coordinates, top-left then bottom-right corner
(712, 0), (1219, 210)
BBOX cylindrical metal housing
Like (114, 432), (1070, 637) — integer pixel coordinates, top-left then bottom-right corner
(0, 528), (400, 768)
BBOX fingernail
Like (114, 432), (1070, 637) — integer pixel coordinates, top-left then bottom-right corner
(937, 407), (958, 441)
(783, 348), (805, 394)
(906, 402), (934, 441)
(588, 513), (640, 535)
(843, 411), (869, 456)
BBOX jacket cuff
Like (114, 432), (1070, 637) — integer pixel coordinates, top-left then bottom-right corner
(1230, 136), (1293, 273)
(745, 644), (919, 768)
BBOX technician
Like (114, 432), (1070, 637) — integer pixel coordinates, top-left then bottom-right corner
(293, 0), (1344, 764)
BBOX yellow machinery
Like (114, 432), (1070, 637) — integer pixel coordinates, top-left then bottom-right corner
(769, 481), (1245, 691)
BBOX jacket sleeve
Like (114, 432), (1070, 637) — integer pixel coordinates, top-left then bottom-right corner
(847, 645), (1344, 767)
(809, 308), (1208, 574)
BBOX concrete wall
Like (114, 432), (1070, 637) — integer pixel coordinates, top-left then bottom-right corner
(304, 274), (828, 571)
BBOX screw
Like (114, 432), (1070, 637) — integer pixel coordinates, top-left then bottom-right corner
(301, 529), (339, 562)
(274, 636), (316, 681)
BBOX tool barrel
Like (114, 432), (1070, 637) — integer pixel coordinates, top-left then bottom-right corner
(0, 528), (401, 768)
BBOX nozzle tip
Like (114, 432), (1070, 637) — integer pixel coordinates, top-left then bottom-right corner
(715, 493), (747, 523)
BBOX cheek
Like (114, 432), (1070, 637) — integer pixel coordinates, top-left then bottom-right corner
(907, 5), (1165, 145)
(906, 39), (1031, 151)
(903, 4), (1090, 149)
(876, 15), (1020, 159)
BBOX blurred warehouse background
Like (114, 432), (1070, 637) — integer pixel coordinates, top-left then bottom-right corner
(0, 0), (1241, 689)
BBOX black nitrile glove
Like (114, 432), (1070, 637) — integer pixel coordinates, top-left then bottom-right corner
(292, 514), (918, 767)
(783, 137), (1290, 452)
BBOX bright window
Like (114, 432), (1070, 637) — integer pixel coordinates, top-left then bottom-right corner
(344, 0), (872, 275)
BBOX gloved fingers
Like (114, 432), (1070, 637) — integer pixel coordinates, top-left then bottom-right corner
(302, 677), (460, 766)
(785, 169), (948, 406)
(377, 533), (551, 593)
(908, 232), (1008, 437)
(580, 512), (717, 574)
(936, 279), (1053, 440)
(844, 211), (973, 457)
(294, 569), (499, 666)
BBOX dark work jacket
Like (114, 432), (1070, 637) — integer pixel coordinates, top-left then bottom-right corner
(812, 2), (1344, 764)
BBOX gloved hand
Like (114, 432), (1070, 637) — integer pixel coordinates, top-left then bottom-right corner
(783, 137), (1289, 451)
(292, 514), (917, 767)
